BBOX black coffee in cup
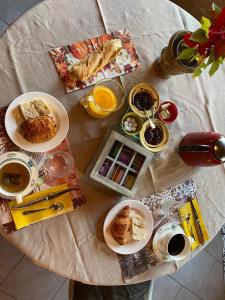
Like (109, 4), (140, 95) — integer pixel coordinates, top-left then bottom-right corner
(168, 234), (185, 256)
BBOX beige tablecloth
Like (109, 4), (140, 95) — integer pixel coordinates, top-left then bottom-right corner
(0, 0), (225, 285)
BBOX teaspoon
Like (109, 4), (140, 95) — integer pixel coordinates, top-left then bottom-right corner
(23, 202), (64, 215)
(145, 109), (155, 129)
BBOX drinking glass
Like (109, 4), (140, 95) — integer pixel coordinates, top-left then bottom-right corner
(44, 151), (74, 178)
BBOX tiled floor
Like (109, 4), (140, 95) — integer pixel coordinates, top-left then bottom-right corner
(0, 1), (225, 300)
(153, 231), (225, 300)
(0, 231), (224, 300)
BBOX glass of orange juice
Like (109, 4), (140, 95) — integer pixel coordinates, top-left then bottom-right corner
(80, 79), (125, 118)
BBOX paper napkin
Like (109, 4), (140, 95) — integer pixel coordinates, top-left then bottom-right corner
(10, 184), (73, 230)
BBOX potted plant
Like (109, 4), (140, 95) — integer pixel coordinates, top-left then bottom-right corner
(154, 3), (225, 78)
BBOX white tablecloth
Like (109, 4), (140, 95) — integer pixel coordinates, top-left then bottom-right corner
(0, 0), (225, 285)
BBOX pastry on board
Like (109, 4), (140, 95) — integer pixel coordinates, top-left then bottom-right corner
(71, 39), (122, 81)
(111, 205), (131, 245)
(20, 115), (57, 143)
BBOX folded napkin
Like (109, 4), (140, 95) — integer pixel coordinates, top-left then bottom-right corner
(179, 198), (210, 250)
(10, 184), (73, 230)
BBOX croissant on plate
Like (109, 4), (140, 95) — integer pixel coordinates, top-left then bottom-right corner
(111, 205), (131, 245)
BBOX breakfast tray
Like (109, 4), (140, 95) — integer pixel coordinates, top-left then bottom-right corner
(118, 179), (197, 282)
(0, 107), (85, 234)
(49, 29), (141, 93)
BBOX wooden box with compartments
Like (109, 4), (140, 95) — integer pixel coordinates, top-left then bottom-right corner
(87, 130), (154, 198)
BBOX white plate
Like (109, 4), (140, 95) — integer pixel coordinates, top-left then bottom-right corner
(103, 199), (153, 255)
(152, 223), (183, 262)
(5, 92), (69, 152)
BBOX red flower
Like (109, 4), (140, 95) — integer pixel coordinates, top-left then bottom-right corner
(209, 7), (225, 40)
(209, 7), (225, 59)
(213, 6), (225, 31)
(214, 39), (225, 59)
(183, 33), (198, 48)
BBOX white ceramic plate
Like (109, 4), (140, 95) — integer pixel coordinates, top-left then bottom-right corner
(103, 199), (153, 255)
(152, 223), (184, 262)
(5, 92), (69, 153)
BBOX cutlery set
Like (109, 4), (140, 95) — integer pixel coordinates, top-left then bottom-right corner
(181, 197), (205, 245)
(11, 187), (79, 215)
(189, 198), (205, 244)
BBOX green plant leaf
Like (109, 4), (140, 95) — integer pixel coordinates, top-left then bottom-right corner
(177, 48), (197, 60)
(193, 67), (202, 78)
(219, 57), (224, 64)
(209, 60), (220, 76)
(212, 2), (221, 13)
(207, 51), (215, 65)
(190, 29), (208, 43)
(190, 54), (198, 62)
(200, 16), (211, 32)
(201, 63), (207, 69)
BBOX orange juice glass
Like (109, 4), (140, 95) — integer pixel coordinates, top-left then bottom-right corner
(80, 79), (125, 118)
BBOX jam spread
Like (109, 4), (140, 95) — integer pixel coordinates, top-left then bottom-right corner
(144, 125), (163, 145)
(132, 90), (153, 111)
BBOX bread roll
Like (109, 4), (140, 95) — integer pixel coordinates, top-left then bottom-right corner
(20, 99), (51, 120)
(130, 210), (146, 241)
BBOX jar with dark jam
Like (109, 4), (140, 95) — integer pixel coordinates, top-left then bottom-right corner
(132, 89), (153, 111)
(144, 125), (164, 145)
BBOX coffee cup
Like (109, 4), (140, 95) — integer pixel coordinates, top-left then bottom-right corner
(0, 152), (39, 203)
(153, 223), (193, 262)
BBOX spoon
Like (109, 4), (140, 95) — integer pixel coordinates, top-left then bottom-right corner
(23, 202), (64, 215)
(184, 213), (195, 241)
(145, 109), (155, 129)
(151, 106), (155, 125)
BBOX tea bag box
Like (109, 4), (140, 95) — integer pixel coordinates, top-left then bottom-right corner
(87, 130), (154, 197)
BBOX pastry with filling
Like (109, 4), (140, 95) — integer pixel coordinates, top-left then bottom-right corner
(20, 115), (57, 143)
(130, 210), (146, 241)
(71, 39), (122, 81)
(111, 205), (131, 245)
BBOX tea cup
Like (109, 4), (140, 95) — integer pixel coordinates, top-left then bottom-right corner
(0, 152), (38, 203)
(153, 223), (194, 262)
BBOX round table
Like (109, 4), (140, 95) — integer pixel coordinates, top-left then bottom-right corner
(0, 0), (225, 285)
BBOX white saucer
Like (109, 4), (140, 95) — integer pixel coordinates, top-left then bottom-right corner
(152, 223), (184, 262)
(5, 92), (69, 152)
(103, 199), (153, 255)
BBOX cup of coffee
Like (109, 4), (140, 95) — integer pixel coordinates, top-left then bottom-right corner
(153, 223), (193, 262)
(0, 152), (39, 203)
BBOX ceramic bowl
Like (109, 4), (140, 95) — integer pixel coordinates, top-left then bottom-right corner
(128, 83), (160, 118)
(140, 119), (170, 152)
(121, 112), (143, 136)
(157, 100), (178, 123)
